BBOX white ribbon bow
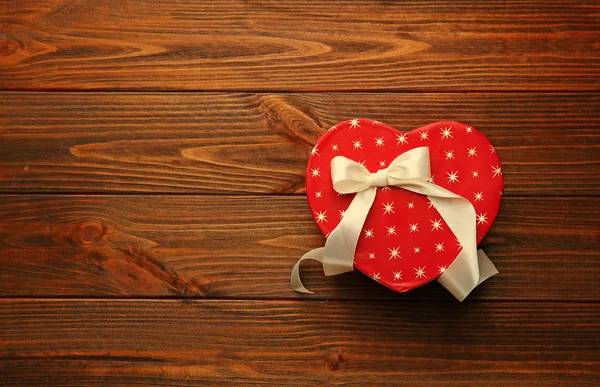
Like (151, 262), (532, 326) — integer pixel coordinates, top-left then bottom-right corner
(291, 147), (498, 301)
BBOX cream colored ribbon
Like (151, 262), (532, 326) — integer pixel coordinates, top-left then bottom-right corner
(291, 147), (498, 301)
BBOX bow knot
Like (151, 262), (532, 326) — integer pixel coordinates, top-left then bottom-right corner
(370, 169), (389, 187)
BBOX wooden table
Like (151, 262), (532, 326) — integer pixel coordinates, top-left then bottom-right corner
(1, 1), (599, 385)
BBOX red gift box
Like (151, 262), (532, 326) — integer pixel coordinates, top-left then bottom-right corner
(292, 119), (504, 300)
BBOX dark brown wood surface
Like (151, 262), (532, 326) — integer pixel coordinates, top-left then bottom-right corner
(1, 0), (599, 385)
(1, 92), (599, 195)
(0, 195), (598, 301)
(1, 300), (598, 386)
(1, 1), (599, 91)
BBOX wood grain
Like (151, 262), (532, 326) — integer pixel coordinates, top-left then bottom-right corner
(2, 92), (599, 195)
(1, 1), (599, 91)
(0, 195), (597, 301)
(1, 299), (598, 386)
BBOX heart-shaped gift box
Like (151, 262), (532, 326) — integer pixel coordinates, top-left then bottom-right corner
(301, 119), (503, 294)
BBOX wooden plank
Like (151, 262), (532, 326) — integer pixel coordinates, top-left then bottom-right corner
(0, 1), (598, 91)
(1, 92), (599, 195)
(1, 299), (598, 386)
(0, 195), (597, 301)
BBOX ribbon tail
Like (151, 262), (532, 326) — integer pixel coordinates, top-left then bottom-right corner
(290, 247), (325, 294)
(438, 248), (498, 302)
(291, 187), (378, 294)
(475, 249), (499, 287)
(322, 187), (377, 276)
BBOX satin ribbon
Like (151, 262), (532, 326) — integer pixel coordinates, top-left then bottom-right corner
(291, 147), (498, 301)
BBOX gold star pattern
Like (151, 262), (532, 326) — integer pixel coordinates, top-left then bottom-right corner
(477, 212), (488, 225)
(414, 266), (426, 279)
(389, 247), (401, 260)
(315, 211), (327, 223)
(386, 226), (397, 236)
(383, 202), (395, 215)
(447, 171), (459, 183)
(350, 119), (361, 129)
(441, 127), (453, 139)
(492, 166), (503, 178)
(431, 219), (443, 231)
(396, 133), (408, 145)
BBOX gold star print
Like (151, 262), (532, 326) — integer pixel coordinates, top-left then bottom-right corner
(435, 242), (445, 252)
(387, 226), (397, 236)
(311, 168), (320, 177)
(389, 247), (401, 260)
(414, 267), (426, 279)
(375, 137), (385, 147)
(441, 127), (453, 139)
(331, 144), (339, 151)
(396, 133), (408, 145)
(353, 140), (362, 150)
(431, 219), (443, 231)
(467, 147), (477, 157)
(477, 212), (488, 225)
(350, 119), (361, 129)
(383, 202), (395, 215)
(492, 166), (503, 178)
(393, 271), (402, 280)
(447, 171), (459, 183)
(409, 223), (419, 233)
(420, 131), (429, 141)
(364, 229), (374, 238)
(315, 211), (327, 223)
(474, 192), (483, 201)
(445, 150), (455, 160)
